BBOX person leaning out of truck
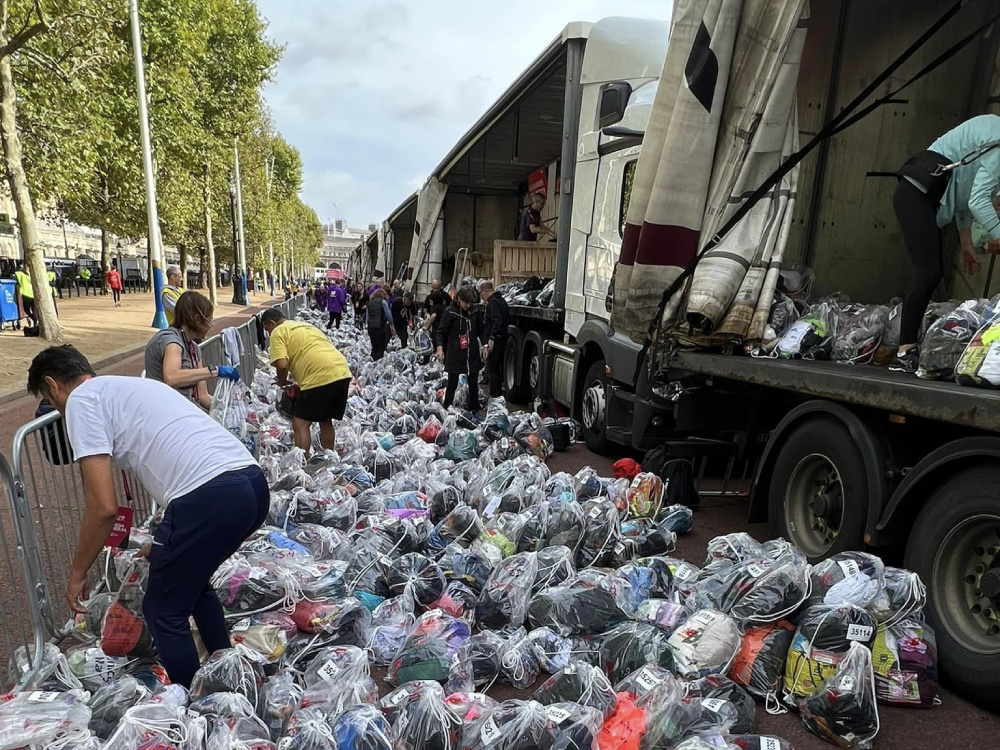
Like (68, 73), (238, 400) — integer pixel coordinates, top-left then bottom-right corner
(890, 114), (1000, 374)
(144, 291), (239, 410)
(437, 285), (485, 412)
(518, 192), (556, 242)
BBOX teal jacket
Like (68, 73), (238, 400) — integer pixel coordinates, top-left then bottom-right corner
(930, 114), (1000, 241)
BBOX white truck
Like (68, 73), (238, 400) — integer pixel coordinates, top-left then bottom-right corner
(387, 2), (1000, 707)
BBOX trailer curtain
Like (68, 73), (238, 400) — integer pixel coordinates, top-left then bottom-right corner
(406, 177), (448, 292)
(611, 0), (808, 347)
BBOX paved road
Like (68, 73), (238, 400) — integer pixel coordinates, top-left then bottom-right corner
(0, 317), (996, 746)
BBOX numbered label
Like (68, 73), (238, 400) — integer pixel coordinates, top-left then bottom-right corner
(316, 659), (339, 682)
(746, 563), (767, 577)
(388, 689), (408, 706)
(837, 559), (861, 578)
(546, 706), (573, 724)
(634, 668), (663, 691)
(614, 542), (627, 556)
(480, 716), (501, 745)
(840, 676), (856, 693)
(846, 623), (874, 641)
(232, 619), (251, 633)
(483, 497), (502, 518)
(26, 692), (59, 703)
(760, 738), (782, 750)
(702, 698), (728, 712)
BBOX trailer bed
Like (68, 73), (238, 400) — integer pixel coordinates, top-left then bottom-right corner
(670, 351), (1000, 433)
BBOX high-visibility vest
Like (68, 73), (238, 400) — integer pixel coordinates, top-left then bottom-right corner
(14, 270), (33, 299)
(46, 271), (55, 295)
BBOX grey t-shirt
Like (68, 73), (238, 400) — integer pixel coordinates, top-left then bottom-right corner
(144, 328), (199, 398)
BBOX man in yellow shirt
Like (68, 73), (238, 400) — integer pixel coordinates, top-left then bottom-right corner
(260, 308), (353, 454)
(14, 261), (35, 326)
(162, 266), (183, 326)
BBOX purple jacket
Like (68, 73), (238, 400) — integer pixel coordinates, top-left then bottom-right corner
(328, 285), (347, 313)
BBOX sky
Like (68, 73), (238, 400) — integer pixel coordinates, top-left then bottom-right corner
(254, 0), (673, 230)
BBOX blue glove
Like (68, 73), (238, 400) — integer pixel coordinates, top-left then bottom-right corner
(217, 365), (240, 381)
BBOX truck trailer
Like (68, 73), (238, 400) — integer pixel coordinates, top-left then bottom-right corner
(392, 0), (1000, 706)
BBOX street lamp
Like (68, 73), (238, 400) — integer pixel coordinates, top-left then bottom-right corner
(228, 177), (245, 305)
(128, 0), (167, 329)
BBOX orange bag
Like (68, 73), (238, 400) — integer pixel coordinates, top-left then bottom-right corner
(598, 693), (647, 750)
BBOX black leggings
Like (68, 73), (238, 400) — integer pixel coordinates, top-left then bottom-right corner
(327, 311), (342, 329)
(112, 288), (121, 304)
(444, 371), (481, 411)
(894, 179), (944, 348)
(369, 328), (388, 360)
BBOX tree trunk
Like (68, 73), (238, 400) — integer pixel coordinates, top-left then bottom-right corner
(99, 174), (109, 293)
(198, 244), (206, 289)
(178, 242), (188, 289)
(203, 162), (217, 306)
(0, 31), (61, 340)
(146, 242), (152, 293)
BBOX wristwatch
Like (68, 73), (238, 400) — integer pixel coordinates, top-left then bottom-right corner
(209, 366), (219, 377)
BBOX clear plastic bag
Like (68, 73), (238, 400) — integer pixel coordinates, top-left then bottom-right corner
(447, 630), (506, 693)
(331, 704), (392, 750)
(367, 596), (417, 666)
(476, 552), (538, 630)
(684, 675), (756, 735)
(385, 553), (447, 608)
(871, 616), (938, 708)
(88, 677), (150, 740)
(918, 300), (987, 380)
(458, 699), (553, 750)
(102, 561), (155, 659)
(528, 576), (628, 636)
(532, 546), (577, 593)
(727, 620), (796, 704)
(260, 671), (303, 741)
(600, 621), (675, 684)
(533, 661), (617, 718)
(302, 644), (369, 688)
(102, 703), (189, 750)
(388, 609), (472, 685)
(800, 641), (879, 749)
(784, 604), (877, 705)
(390, 681), (462, 750)
(189, 646), (266, 713)
(627, 473), (664, 518)
(808, 552), (885, 609)
(831, 304), (889, 364)
(291, 596), (372, 644)
(666, 609), (742, 679)
(614, 664), (682, 706)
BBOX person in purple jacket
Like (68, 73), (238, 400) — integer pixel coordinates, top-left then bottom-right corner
(327, 280), (347, 330)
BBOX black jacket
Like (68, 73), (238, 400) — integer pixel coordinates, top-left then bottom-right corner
(436, 303), (483, 374)
(483, 294), (510, 343)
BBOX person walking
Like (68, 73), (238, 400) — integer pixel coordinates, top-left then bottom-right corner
(353, 282), (370, 331)
(145, 291), (239, 410)
(479, 280), (509, 398)
(106, 261), (123, 307)
(327, 280), (347, 330)
(14, 261), (36, 327)
(260, 308), (353, 454)
(314, 281), (329, 314)
(367, 288), (394, 360)
(422, 279), (448, 344)
(436, 286), (485, 412)
(46, 267), (58, 316)
(390, 293), (414, 349)
(162, 266), (184, 326)
(890, 114), (997, 373)
(27, 345), (265, 688)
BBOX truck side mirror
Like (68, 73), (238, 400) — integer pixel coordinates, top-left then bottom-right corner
(599, 82), (633, 129)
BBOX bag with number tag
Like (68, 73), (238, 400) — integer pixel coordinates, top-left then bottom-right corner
(783, 604), (877, 706)
(600, 622), (675, 684)
(0, 689), (97, 749)
(730, 736), (795, 750)
(544, 701), (603, 750)
(101, 562), (155, 659)
(388, 609), (471, 685)
(666, 609), (742, 679)
(190, 646), (266, 713)
(870, 616), (939, 708)
(302, 645), (369, 688)
(391, 684), (462, 750)
(476, 552), (538, 630)
(88, 676), (150, 739)
(459, 699), (553, 750)
(533, 661), (617, 719)
(807, 552), (886, 610)
(260, 671), (303, 741)
(685, 675), (756, 735)
(800, 641), (879, 749)
(728, 621), (796, 704)
(332, 704), (392, 750)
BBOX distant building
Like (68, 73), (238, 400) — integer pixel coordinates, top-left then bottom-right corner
(318, 220), (370, 276)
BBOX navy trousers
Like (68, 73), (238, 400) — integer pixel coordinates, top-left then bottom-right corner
(142, 465), (269, 687)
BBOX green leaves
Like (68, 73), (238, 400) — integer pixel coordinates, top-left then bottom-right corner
(8, 0), (316, 274)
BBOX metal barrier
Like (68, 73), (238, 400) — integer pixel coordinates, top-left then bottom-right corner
(0, 451), (46, 690)
(198, 294), (307, 392)
(7, 412), (156, 654)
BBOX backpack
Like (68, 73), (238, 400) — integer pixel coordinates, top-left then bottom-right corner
(641, 445), (700, 508)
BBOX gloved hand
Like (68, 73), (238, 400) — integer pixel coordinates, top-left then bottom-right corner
(217, 365), (240, 381)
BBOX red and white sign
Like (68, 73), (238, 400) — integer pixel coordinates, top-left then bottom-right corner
(105, 507), (133, 549)
(528, 168), (548, 198)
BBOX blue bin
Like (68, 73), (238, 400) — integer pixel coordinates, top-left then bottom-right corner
(0, 279), (17, 327)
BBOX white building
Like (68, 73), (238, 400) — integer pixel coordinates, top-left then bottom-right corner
(317, 220), (372, 277)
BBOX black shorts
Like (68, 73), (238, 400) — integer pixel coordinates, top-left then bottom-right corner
(292, 378), (351, 423)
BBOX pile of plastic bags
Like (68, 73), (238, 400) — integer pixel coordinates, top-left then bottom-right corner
(5, 304), (939, 750)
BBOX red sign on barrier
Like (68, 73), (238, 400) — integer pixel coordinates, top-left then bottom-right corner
(105, 507), (133, 549)
(528, 168), (548, 198)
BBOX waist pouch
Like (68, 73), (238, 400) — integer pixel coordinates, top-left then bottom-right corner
(899, 150), (952, 204)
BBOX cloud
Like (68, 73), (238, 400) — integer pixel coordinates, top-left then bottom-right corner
(256, 0), (673, 225)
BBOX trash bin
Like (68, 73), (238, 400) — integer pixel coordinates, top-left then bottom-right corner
(0, 278), (18, 329)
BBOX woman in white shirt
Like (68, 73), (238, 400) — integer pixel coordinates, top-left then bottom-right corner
(27, 345), (266, 687)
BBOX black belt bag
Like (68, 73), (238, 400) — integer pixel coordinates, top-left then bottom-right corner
(898, 150), (952, 204)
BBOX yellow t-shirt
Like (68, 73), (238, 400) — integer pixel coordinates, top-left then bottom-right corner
(269, 320), (352, 390)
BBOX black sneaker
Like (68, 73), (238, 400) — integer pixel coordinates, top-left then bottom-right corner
(889, 348), (919, 374)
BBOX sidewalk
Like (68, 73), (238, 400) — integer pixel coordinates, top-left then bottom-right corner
(0, 287), (276, 401)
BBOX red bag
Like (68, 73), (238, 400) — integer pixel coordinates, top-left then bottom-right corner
(598, 693), (647, 750)
(101, 564), (154, 658)
(612, 458), (642, 480)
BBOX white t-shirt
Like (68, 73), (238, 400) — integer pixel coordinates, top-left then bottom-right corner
(65, 376), (256, 506)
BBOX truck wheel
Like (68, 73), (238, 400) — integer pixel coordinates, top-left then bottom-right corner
(528, 350), (541, 402)
(767, 417), (867, 561)
(905, 466), (1000, 710)
(581, 360), (610, 454)
(504, 339), (528, 402)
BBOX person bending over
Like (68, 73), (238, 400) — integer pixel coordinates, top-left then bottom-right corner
(27, 345), (266, 688)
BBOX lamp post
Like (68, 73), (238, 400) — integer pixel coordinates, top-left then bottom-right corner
(228, 177), (245, 305)
(233, 137), (248, 305)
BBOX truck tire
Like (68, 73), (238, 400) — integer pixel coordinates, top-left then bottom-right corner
(905, 466), (1000, 710)
(767, 417), (867, 561)
(581, 360), (610, 454)
(504, 339), (528, 402)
